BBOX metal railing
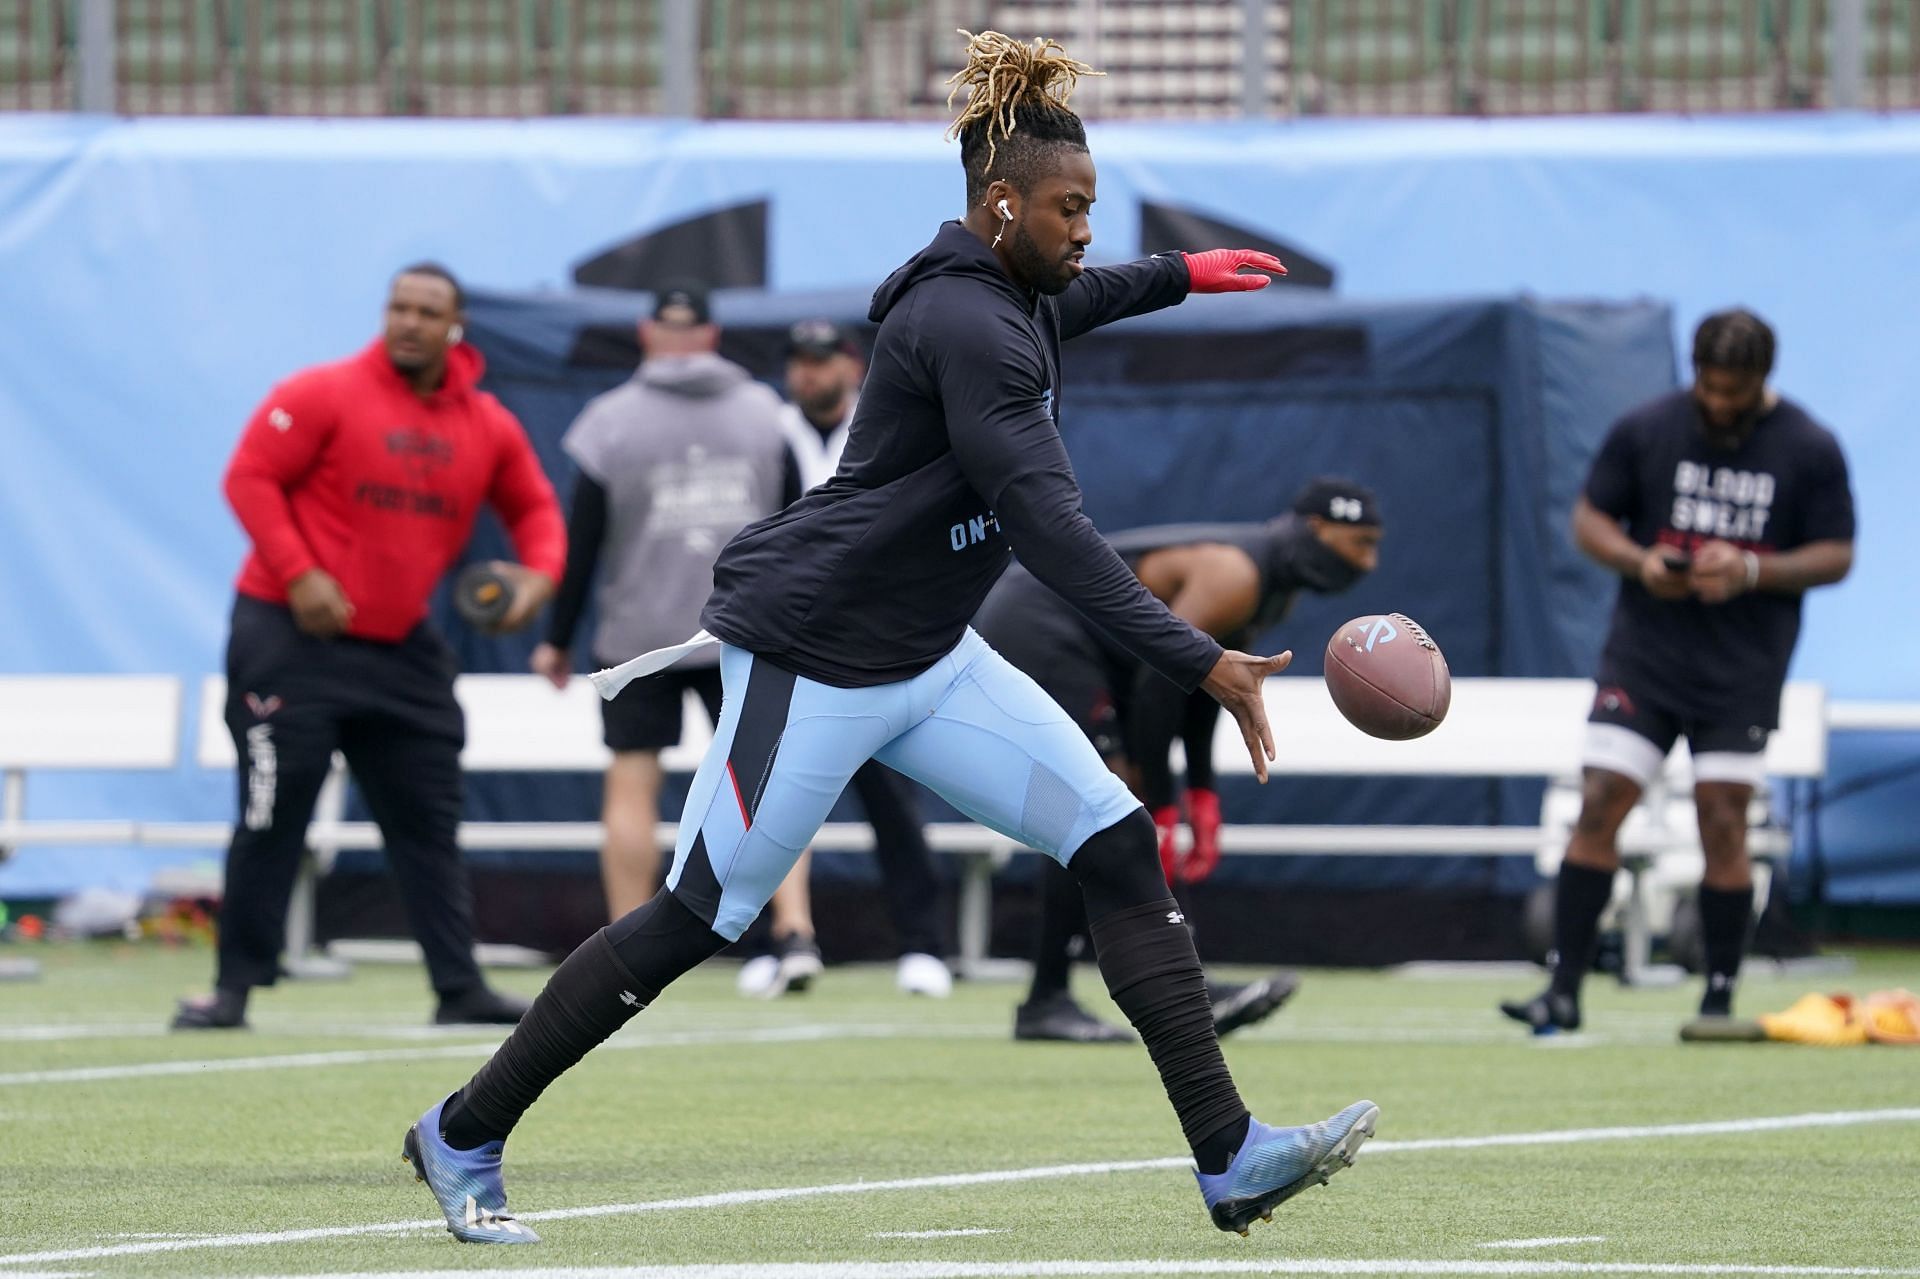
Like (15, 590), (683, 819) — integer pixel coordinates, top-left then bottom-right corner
(2, 0), (1913, 117)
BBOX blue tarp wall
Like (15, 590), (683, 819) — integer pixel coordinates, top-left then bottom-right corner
(3, 112), (1917, 904)
(449, 284), (1670, 898)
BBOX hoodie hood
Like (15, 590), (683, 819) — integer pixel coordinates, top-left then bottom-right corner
(639, 351), (750, 398)
(357, 338), (484, 402)
(869, 220), (1027, 324)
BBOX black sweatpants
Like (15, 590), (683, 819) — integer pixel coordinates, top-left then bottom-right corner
(215, 595), (485, 999)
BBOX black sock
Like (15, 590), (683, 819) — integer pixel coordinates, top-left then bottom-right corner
(1549, 862), (1615, 1001)
(1697, 884), (1754, 1016)
(1193, 1114), (1252, 1175)
(1027, 860), (1084, 1005)
(441, 891), (726, 1149)
(1088, 898), (1247, 1167)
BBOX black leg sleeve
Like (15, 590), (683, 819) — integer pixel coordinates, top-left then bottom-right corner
(1549, 863), (1616, 1000)
(1070, 810), (1248, 1153)
(446, 890), (727, 1147)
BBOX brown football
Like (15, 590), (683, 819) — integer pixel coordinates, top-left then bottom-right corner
(1324, 613), (1451, 741)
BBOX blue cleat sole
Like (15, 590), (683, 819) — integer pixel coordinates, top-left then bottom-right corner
(1210, 1102), (1379, 1236)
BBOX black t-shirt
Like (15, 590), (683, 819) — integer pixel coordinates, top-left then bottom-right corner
(1585, 390), (1854, 725)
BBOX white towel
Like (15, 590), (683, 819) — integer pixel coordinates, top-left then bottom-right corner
(588, 630), (722, 700)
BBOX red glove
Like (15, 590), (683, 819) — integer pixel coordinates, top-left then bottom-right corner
(1181, 787), (1222, 883)
(1181, 248), (1287, 293)
(1152, 804), (1181, 885)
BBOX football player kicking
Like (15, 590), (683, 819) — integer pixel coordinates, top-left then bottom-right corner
(401, 30), (1376, 1244)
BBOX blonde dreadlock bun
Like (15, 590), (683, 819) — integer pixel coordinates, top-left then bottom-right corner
(945, 29), (1102, 171)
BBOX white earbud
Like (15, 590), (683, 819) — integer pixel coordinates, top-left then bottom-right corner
(997, 199), (1012, 220)
(448, 323), (465, 343)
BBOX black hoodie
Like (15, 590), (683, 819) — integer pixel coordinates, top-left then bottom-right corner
(700, 221), (1223, 690)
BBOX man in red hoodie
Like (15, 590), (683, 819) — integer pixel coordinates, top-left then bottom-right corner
(173, 263), (566, 1031)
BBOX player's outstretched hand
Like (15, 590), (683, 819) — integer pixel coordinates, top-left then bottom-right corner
(1182, 248), (1288, 293)
(1202, 649), (1293, 783)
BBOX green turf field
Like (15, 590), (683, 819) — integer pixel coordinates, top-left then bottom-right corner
(2, 942), (1917, 1278)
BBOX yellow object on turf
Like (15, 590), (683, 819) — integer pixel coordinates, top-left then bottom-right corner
(1862, 989), (1920, 1045)
(1758, 993), (1868, 1047)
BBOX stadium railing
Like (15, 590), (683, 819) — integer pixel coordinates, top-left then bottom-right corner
(5, 0), (1915, 118)
(5, 671), (1905, 984)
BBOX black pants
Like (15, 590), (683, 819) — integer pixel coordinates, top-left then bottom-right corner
(215, 595), (484, 999)
(851, 761), (945, 958)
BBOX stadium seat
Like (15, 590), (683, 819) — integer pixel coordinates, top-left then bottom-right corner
(0, 0), (69, 108)
(554, 0), (662, 113)
(405, 0), (546, 115)
(707, 0), (859, 115)
(1627, 0), (1776, 106)
(118, 0), (232, 110)
(1472, 0), (1608, 89)
(247, 0), (391, 114)
(1292, 0), (1450, 114)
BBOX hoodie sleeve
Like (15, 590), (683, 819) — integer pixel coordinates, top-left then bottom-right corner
(486, 404), (567, 582)
(223, 369), (337, 586)
(915, 295), (1222, 691)
(1054, 253), (1189, 343)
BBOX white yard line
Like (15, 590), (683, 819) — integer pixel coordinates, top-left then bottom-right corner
(872, 1230), (1008, 1240)
(0, 1024), (1000, 1087)
(220, 1261), (1920, 1278)
(1482, 1238), (1609, 1250)
(2, 1108), (1918, 1269)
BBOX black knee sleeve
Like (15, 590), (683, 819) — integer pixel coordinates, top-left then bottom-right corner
(605, 887), (732, 992)
(1067, 808), (1168, 922)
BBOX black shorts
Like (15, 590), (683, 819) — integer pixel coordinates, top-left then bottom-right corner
(1587, 678), (1771, 787)
(598, 661), (724, 753)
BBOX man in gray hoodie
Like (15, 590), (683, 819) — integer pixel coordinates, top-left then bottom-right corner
(532, 284), (807, 941)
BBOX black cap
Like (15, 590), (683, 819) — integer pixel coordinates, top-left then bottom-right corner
(1291, 476), (1382, 527)
(651, 281), (711, 326)
(786, 317), (859, 360)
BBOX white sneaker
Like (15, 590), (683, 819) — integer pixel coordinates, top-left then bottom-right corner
(736, 954), (781, 998)
(896, 951), (952, 998)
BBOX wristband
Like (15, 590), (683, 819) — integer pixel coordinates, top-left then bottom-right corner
(1742, 550), (1761, 591)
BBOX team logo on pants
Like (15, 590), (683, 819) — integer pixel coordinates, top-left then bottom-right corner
(244, 723), (277, 831)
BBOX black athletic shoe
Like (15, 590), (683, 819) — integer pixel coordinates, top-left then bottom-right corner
(1013, 993), (1136, 1044)
(434, 987), (531, 1027)
(1209, 971), (1301, 1038)
(773, 931), (823, 995)
(1498, 988), (1581, 1036)
(170, 987), (249, 1031)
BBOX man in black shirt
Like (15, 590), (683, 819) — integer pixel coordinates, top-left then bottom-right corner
(1502, 309), (1854, 1038)
(978, 479), (1383, 1044)
(402, 31), (1375, 1245)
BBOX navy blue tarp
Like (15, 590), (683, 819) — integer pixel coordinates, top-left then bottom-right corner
(424, 285), (1676, 896)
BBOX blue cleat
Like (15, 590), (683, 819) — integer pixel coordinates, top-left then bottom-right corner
(401, 1095), (540, 1244)
(1195, 1100), (1379, 1235)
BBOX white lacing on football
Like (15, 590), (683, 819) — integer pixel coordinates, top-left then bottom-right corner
(1388, 613), (1438, 651)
